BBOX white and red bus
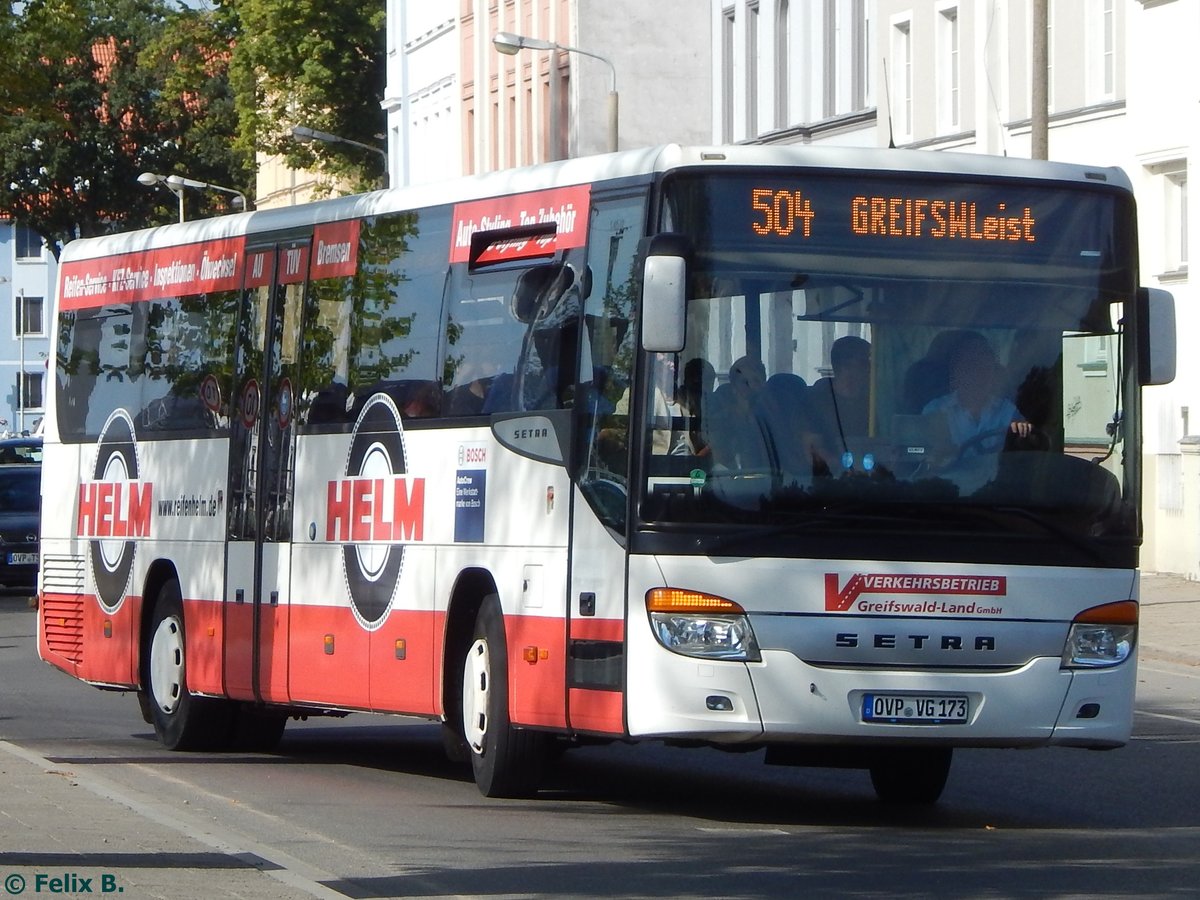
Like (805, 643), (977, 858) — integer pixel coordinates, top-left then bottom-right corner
(38, 145), (1175, 802)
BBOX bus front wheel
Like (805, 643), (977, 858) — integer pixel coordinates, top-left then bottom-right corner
(141, 579), (233, 750)
(869, 747), (953, 804)
(461, 597), (546, 797)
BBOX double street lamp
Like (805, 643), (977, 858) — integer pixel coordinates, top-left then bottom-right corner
(137, 172), (249, 222)
(492, 31), (619, 154)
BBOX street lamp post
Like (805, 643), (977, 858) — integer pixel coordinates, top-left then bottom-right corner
(137, 172), (249, 222)
(492, 31), (619, 154)
(290, 126), (389, 186)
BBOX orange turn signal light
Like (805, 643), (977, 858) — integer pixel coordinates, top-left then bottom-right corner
(1073, 600), (1138, 625)
(646, 588), (744, 615)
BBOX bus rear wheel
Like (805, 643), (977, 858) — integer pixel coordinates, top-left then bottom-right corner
(142, 579), (233, 750)
(869, 747), (953, 804)
(461, 596), (546, 797)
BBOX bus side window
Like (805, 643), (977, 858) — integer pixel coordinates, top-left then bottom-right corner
(442, 262), (573, 418)
(299, 208), (449, 428)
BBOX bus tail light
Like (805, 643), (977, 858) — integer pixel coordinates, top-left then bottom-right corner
(645, 588), (761, 662)
(1062, 601), (1137, 669)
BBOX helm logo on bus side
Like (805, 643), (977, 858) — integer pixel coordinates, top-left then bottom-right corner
(77, 410), (150, 612)
(327, 394), (426, 631)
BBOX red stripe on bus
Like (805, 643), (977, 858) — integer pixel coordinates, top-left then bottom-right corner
(569, 617), (624, 642)
(568, 687), (625, 735)
(506, 614), (567, 728)
(58, 237), (247, 309)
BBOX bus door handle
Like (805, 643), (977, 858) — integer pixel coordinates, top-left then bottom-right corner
(235, 588), (245, 604)
(270, 590), (279, 606)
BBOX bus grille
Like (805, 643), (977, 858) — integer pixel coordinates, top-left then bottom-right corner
(42, 592), (84, 665)
(41, 554), (87, 595)
(40, 555), (87, 665)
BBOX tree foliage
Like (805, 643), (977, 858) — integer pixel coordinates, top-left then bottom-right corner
(226, 0), (386, 192)
(0, 0), (249, 256)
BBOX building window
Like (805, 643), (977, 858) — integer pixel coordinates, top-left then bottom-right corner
(18, 371), (44, 411)
(891, 17), (913, 141)
(721, 7), (735, 142)
(937, 4), (960, 132)
(1087, 0), (1117, 102)
(15, 295), (44, 338)
(1046, 0), (1056, 113)
(851, 0), (871, 111)
(1166, 168), (1189, 273)
(747, 2), (759, 137)
(15, 224), (43, 260)
(775, 0), (790, 129)
(823, 0), (837, 118)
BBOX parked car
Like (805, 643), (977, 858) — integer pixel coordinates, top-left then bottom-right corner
(0, 436), (42, 464)
(0, 463), (40, 592)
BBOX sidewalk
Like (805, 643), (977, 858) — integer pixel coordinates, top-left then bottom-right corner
(0, 739), (341, 899)
(1139, 571), (1200, 667)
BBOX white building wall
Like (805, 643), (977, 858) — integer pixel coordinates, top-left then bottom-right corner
(385, 0), (460, 187)
(572, 0), (711, 157)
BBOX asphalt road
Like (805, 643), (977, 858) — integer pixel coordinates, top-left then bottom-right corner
(2, 595), (1199, 898)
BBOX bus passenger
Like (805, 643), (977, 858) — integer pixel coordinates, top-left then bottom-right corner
(806, 336), (871, 474)
(672, 357), (717, 459)
(707, 355), (769, 470)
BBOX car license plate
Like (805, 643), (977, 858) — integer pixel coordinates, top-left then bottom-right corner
(862, 693), (968, 724)
(7, 552), (37, 565)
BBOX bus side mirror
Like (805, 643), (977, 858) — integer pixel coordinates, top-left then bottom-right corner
(1138, 287), (1176, 386)
(640, 234), (689, 353)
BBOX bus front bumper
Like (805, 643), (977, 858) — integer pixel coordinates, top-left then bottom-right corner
(625, 647), (1135, 750)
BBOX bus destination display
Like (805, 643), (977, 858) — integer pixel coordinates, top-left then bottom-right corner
(751, 186), (1037, 244)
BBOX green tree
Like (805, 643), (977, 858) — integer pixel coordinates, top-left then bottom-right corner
(226, 0), (386, 192)
(0, 0), (249, 256)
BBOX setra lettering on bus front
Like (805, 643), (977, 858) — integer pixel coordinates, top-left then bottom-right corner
(77, 481), (153, 538)
(326, 476), (426, 543)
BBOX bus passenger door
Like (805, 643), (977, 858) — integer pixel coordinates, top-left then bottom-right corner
(566, 192), (645, 736)
(224, 241), (305, 704)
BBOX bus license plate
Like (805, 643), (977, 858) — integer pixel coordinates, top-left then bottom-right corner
(862, 694), (968, 725)
(7, 552), (37, 565)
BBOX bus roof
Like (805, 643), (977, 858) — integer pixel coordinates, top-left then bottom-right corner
(59, 144), (1133, 264)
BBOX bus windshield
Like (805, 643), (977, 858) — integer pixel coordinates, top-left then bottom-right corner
(639, 171), (1140, 549)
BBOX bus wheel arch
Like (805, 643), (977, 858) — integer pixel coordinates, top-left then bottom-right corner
(440, 569), (494, 763)
(461, 594), (548, 797)
(138, 570), (233, 750)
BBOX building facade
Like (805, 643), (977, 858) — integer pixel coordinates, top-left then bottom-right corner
(712, 0), (1197, 575)
(0, 221), (55, 436)
(388, 0), (712, 183)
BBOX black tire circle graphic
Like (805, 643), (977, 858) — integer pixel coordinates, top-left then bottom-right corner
(91, 410), (139, 611)
(342, 394), (407, 629)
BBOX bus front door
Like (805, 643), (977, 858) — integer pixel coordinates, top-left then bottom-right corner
(224, 241), (305, 704)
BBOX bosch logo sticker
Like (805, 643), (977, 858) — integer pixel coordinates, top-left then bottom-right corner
(454, 443), (488, 543)
(328, 394), (426, 631)
(78, 410), (151, 611)
(825, 572), (1006, 615)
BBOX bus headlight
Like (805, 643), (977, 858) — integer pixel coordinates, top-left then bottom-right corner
(646, 588), (761, 661)
(1062, 600), (1137, 668)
